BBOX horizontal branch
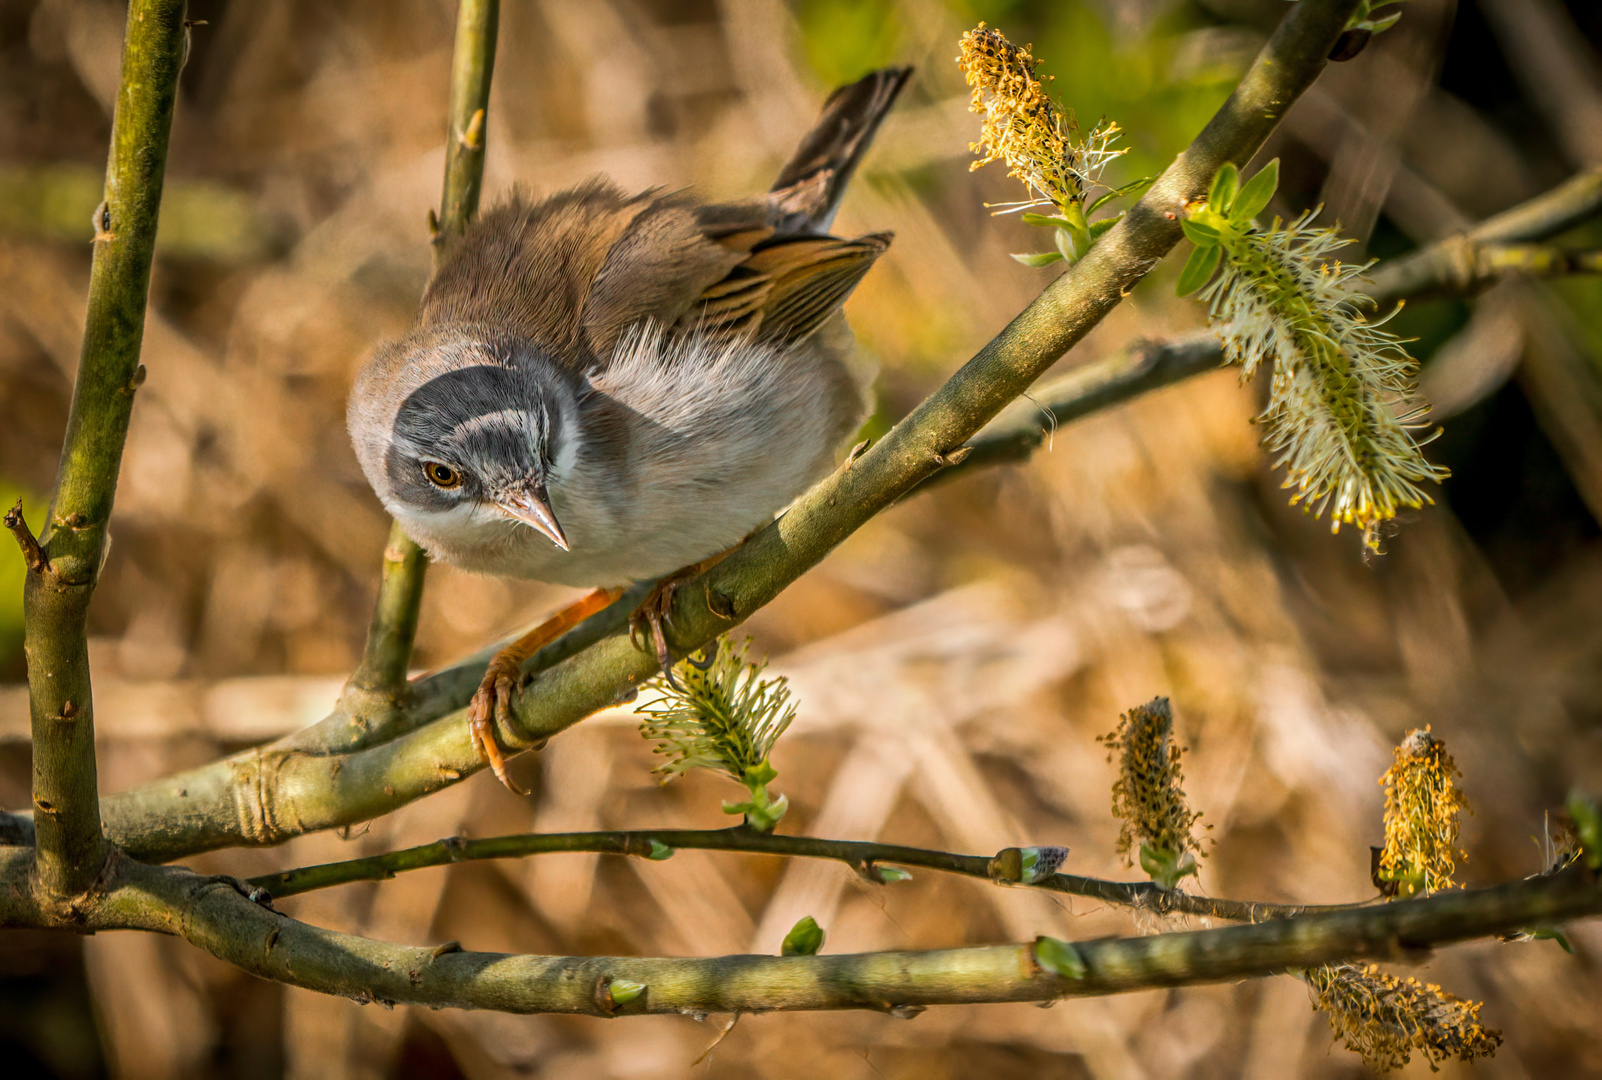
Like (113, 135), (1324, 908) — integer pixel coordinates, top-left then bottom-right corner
(251, 825), (1370, 922)
(0, 846), (1594, 1016)
(1365, 164), (1602, 304)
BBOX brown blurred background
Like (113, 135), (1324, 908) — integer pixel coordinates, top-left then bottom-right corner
(3, 0), (1602, 1077)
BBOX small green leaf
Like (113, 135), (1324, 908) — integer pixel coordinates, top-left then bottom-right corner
(1175, 244), (1222, 297)
(1011, 250), (1065, 268)
(1179, 216), (1222, 247)
(1359, 10), (1402, 33)
(1034, 936), (1086, 980)
(1528, 926), (1575, 954)
(1054, 226), (1086, 261)
(781, 915), (826, 956)
(607, 978), (646, 1006)
(1139, 843), (1199, 890)
(874, 865), (913, 883)
(1088, 174), (1157, 214)
(1568, 790), (1601, 869)
(1021, 212), (1072, 229)
(646, 839), (674, 860)
(1208, 162), (1239, 215)
(1230, 158), (1280, 224)
(1087, 214), (1122, 241)
(752, 792), (789, 831)
(744, 760), (778, 787)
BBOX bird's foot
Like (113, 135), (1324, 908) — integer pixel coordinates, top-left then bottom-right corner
(628, 554), (734, 688)
(629, 574), (688, 689)
(470, 650), (529, 795)
(468, 586), (626, 794)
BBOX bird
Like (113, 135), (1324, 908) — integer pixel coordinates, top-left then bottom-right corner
(348, 67), (911, 791)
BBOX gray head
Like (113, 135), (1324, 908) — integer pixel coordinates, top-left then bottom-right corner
(348, 327), (579, 552)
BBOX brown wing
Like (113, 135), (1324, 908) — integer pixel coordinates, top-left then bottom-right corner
(577, 194), (757, 356)
(681, 232), (891, 345)
(420, 182), (759, 367)
(418, 182), (646, 366)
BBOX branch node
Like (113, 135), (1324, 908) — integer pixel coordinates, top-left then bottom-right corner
(458, 107), (486, 151)
(120, 364), (147, 396)
(90, 200), (114, 244)
(707, 588), (737, 621)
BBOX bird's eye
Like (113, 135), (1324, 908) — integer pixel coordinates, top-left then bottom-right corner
(422, 462), (462, 489)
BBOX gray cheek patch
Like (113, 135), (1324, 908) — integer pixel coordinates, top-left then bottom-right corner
(385, 364), (547, 505)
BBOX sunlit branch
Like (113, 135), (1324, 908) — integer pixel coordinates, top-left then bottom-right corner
(16, 0), (188, 907)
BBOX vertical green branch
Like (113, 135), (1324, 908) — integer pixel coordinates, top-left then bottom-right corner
(349, 0), (500, 702)
(436, 0), (500, 242)
(20, 0), (188, 905)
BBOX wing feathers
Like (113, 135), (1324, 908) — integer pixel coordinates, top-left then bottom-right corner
(682, 233), (891, 345)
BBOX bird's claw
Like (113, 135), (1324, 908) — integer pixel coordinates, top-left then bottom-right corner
(630, 579), (682, 690)
(470, 657), (531, 795)
(685, 637), (719, 670)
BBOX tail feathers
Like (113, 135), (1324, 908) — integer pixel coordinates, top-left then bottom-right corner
(768, 66), (912, 233)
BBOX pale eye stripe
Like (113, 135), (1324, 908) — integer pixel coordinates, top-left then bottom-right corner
(392, 364), (526, 444)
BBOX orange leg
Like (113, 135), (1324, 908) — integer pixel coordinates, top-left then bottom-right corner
(470, 586), (625, 793)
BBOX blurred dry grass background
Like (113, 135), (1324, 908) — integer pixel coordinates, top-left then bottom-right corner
(3, 0), (1602, 1077)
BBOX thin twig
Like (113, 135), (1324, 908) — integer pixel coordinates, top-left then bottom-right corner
(250, 825), (1372, 922)
(1365, 165), (1602, 302)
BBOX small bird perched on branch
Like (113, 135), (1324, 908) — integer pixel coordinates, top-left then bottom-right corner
(348, 67), (911, 790)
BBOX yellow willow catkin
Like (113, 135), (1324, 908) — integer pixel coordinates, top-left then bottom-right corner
(1196, 211), (1448, 550)
(1305, 962), (1501, 1071)
(1098, 697), (1205, 885)
(957, 23), (1122, 215)
(1377, 727), (1468, 896)
(635, 639), (794, 782)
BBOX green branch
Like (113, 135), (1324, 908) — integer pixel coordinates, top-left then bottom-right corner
(1365, 165), (1602, 303)
(250, 825), (1369, 922)
(0, 846), (1594, 1017)
(936, 166), (1602, 492)
(344, 0), (500, 722)
(93, 0), (1360, 863)
(15, 0), (188, 908)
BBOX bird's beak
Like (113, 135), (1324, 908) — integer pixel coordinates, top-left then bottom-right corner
(495, 483), (568, 551)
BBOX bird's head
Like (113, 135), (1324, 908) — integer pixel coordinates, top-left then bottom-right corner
(349, 329), (577, 551)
